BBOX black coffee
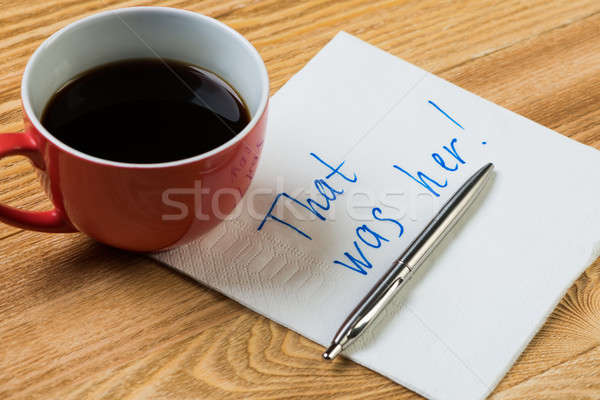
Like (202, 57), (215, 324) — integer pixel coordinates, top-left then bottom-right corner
(41, 59), (250, 163)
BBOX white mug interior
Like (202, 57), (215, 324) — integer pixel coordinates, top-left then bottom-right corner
(22, 7), (269, 166)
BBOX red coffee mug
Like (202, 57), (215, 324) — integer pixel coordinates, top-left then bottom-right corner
(0, 7), (269, 251)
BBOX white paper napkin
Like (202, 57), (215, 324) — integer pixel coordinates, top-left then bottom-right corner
(153, 32), (600, 400)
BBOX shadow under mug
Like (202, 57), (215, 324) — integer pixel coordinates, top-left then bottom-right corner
(0, 7), (269, 252)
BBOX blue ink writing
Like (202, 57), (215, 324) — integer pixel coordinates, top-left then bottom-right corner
(334, 241), (373, 275)
(334, 209), (403, 276)
(356, 224), (389, 248)
(335, 99), (470, 276)
(314, 179), (343, 201)
(372, 207), (404, 238)
(432, 152), (458, 171)
(257, 153), (357, 240)
(259, 100), (474, 278)
(310, 153), (357, 182)
(393, 135), (467, 197)
(428, 100), (464, 130)
(392, 166), (448, 197)
(443, 138), (466, 164)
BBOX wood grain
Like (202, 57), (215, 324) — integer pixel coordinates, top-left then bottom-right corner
(1, 1), (600, 398)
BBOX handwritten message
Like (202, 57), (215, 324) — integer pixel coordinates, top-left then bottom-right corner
(258, 101), (483, 275)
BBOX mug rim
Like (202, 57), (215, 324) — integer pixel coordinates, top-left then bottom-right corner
(21, 6), (269, 169)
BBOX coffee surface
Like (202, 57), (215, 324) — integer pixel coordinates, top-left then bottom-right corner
(42, 59), (250, 163)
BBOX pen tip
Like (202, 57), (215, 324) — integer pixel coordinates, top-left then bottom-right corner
(322, 343), (343, 360)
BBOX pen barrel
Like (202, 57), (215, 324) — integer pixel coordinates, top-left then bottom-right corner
(399, 163), (494, 272)
(332, 261), (412, 346)
(324, 163), (494, 359)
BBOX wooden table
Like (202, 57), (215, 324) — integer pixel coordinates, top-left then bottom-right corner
(1, 1), (600, 398)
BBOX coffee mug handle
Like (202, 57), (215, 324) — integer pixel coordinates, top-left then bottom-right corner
(0, 132), (75, 232)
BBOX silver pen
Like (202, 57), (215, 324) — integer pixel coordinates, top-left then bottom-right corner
(323, 162), (494, 360)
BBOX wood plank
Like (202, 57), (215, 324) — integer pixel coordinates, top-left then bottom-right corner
(1, 1), (600, 399)
(0, 231), (248, 399)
